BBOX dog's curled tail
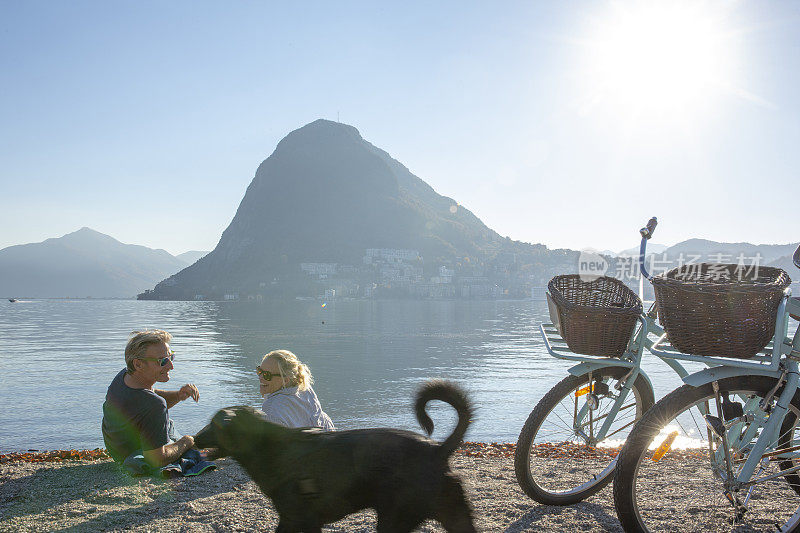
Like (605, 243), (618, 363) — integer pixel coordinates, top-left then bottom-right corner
(414, 380), (474, 459)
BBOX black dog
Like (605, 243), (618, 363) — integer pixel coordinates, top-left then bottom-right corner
(194, 380), (476, 533)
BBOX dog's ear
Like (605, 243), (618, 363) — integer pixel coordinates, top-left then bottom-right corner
(213, 407), (240, 424)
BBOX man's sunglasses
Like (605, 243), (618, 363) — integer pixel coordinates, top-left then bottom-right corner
(256, 367), (283, 381)
(139, 351), (175, 367)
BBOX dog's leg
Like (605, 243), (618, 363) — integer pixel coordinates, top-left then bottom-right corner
(275, 520), (299, 533)
(435, 476), (477, 533)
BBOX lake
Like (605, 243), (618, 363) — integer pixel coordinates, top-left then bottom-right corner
(0, 298), (693, 452)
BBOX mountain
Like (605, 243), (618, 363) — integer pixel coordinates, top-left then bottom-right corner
(141, 119), (571, 300)
(615, 243), (668, 257)
(0, 228), (187, 298)
(768, 253), (800, 279)
(176, 250), (209, 265)
(662, 239), (799, 268)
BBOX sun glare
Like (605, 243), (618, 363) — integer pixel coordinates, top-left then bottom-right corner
(582, 2), (738, 118)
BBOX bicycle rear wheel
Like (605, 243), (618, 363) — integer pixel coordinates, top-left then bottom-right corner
(514, 366), (654, 505)
(613, 376), (800, 532)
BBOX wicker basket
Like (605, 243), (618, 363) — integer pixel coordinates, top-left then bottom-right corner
(548, 275), (643, 358)
(652, 264), (791, 358)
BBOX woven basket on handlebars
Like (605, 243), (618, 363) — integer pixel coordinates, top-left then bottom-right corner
(548, 275), (643, 358)
(652, 264), (791, 359)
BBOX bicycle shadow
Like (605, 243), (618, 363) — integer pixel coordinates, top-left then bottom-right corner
(503, 501), (624, 532)
(0, 458), (246, 531)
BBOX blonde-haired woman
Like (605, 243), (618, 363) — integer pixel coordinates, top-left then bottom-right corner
(256, 349), (335, 431)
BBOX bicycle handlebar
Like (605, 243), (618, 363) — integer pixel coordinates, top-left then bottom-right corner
(639, 217), (658, 281)
(640, 217), (658, 240)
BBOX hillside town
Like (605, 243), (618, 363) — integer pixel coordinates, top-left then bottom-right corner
(176, 247), (578, 302)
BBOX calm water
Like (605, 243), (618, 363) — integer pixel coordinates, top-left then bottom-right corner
(0, 299), (693, 452)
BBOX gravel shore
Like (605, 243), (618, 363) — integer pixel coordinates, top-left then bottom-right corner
(0, 445), (624, 532)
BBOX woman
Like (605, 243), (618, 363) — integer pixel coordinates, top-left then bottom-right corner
(256, 349), (335, 431)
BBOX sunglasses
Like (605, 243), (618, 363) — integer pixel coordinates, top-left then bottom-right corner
(256, 367), (284, 381)
(139, 351), (175, 367)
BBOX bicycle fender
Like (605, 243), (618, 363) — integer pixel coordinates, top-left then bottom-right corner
(682, 366), (779, 387)
(568, 362), (654, 393)
(568, 361), (631, 375)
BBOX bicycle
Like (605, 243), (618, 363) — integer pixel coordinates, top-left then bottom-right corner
(611, 229), (800, 531)
(515, 218), (699, 505)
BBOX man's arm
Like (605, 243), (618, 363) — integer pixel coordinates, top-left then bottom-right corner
(143, 435), (195, 467)
(153, 389), (180, 409)
(154, 384), (199, 409)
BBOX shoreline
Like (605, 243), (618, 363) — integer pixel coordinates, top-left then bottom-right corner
(0, 443), (625, 532)
(0, 442), (517, 464)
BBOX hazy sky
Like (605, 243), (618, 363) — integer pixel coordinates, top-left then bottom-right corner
(2, 1), (798, 255)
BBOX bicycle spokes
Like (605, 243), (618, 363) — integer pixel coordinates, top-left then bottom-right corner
(614, 378), (800, 532)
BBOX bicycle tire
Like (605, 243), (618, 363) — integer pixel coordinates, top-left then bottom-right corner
(780, 407), (800, 496)
(613, 376), (800, 532)
(514, 366), (654, 505)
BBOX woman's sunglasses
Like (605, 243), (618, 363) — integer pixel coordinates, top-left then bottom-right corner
(256, 367), (283, 381)
(139, 351), (175, 367)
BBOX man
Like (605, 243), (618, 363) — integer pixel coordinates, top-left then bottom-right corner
(102, 329), (199, 467)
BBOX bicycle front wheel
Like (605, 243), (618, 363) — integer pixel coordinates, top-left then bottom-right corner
(514, 366), (654, 505)
(613, 376), (800, 532)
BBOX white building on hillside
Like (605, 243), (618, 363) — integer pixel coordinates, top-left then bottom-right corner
(363, 248), (420, 264)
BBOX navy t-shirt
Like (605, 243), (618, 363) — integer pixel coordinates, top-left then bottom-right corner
(101, 368), (171, 462)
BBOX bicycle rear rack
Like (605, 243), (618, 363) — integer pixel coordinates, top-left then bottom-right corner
(646, 293), (794, 372)
(648, 335), (778, 370)
(539, 319), (640, 369)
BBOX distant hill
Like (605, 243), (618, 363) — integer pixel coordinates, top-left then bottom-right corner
(176, 250), (209, 265)
(768, 253), (800, 279)
(615, 243), (668, 257)
(662, 239), (799, 268)
(0, 228), (187, 298)
(141, 119), (573, 300)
